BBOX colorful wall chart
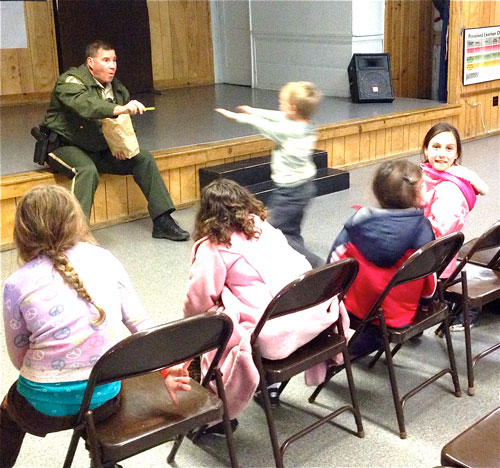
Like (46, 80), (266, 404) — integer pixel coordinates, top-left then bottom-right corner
(463, 25), (500, 86)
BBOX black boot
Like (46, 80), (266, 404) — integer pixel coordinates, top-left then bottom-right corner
(152, 212), (190, 241)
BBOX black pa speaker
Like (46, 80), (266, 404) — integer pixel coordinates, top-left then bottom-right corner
(348, 53), (394, 103)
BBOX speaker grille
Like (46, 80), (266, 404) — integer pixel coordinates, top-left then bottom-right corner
(357, 71), (393, 100)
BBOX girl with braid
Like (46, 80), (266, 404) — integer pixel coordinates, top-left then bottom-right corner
(0, 186), (186, 467)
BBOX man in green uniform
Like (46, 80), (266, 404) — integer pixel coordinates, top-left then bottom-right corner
(42, 40), (189, 241)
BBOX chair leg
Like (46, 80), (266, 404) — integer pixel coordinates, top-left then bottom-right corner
(214, 368), (239, 468)
(442, 315), (462, 398)
(463, 303), (475, 396)
(63, 429), (82, 468)
(367, 348), (384, 368)
(84, 412), (103, 468)
(167, 434), (185, 464)
(342, 348), (364, 438)
(380, 330), (406, 439)
(254, 349), (284, 468)
(277, 379), (290, 397)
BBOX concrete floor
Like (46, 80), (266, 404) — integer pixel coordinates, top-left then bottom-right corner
(1, 134), (499, 467)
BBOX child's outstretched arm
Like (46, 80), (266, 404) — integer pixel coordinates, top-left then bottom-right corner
(215, 108), (240, 120)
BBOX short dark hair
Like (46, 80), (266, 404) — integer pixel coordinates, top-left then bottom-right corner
(421, 122), (462, 164)
(194, 179), (267, 245)
(373, 159), (422, 209)
(85, 40), (114, 59)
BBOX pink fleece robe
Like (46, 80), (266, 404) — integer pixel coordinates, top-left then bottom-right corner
(183, 217), (347, 418)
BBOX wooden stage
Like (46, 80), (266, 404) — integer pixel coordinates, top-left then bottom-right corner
(0, 84), (461, 249)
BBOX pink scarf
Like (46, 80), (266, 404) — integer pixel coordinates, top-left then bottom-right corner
(421, 163), (477, 211)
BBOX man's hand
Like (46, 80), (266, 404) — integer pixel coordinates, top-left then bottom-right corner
(163, 361), (192, 405)
(215, 108), (240, 120)
(113, 100), (146, 116)
(113, 152), (127, 160)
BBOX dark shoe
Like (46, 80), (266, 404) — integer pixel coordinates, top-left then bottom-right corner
(203, 418), (238, 436)
(152, 213), (189, 241)
(253, 388), (280, 409)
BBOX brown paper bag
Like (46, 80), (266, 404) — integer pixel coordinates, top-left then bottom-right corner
(101, 114), (140, 159)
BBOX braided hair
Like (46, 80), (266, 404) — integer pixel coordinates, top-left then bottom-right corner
(14, 185), (105, 325)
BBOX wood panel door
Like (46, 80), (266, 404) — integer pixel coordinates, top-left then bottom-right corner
(53, 0), (153, 94)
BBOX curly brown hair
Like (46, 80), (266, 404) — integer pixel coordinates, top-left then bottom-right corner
(14, 185), (106, 326)
(194, 179), (268, 245)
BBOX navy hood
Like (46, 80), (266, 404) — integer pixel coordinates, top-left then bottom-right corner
(330, 207), (435, 267)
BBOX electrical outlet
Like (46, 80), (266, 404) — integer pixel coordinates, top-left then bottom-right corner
(493, 96), (499, 107)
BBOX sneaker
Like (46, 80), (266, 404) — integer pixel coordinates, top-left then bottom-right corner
(450, 322), (475, 332)
(203, 418), (238, 436)
(253, 388), (280, 409)
(152, 213), (190, 241)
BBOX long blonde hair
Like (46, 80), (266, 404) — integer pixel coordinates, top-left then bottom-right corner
(14, 185), (106, 326)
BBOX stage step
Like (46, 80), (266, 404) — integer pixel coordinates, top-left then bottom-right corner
(198, 149), (350, 204)
(199, 150), (328, 189)
(247, 168), (350, 204)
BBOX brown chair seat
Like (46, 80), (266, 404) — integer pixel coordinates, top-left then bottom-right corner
(260, 329), (345, 384)
(458, 239), (499, 270)
(441, 407), (500, 467)
(96, 373), (223, 464)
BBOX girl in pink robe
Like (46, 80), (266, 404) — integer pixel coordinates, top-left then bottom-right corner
(183, 179), (347, 419)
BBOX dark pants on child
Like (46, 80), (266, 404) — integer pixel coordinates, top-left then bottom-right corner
(0, 381), (120, 468)
(268, 179), (323, 268)
(347, 312), (385, 358)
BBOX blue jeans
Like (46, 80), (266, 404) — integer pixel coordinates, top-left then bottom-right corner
(268, 179), (323, 268)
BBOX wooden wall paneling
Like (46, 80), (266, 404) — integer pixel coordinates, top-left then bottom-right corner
(375, 128), (386, 158)
(344, 133), (360, 165)
(1, 198), (17, 245)
(169, 168), (181, 205)
(93, 182), (108, 223)
(195, 163), (205, 198)
(193, 0), (214, 81)
(0, 50), (22, 95)
(402, 124), (410, 152)
(407, 0), (419, 98)
(159, 0), (175, 82)
(399, 0), (410, 97)
(126, 176), (148, 215)
(391, 125), (404, 155)
(330, 137), (345, 167)
(104, 178), (129, 219)
(408, 122), (420, 150)
(359, 131), (370, 163)
(179, 165), (197, 204)
(384, 127), (392, 156)
(417, 0), (433, 99)
(147, 0), (165, 84)
(391, 1), (402, 96)
(24, 1), (58, 92)
(369, 130), (377, 160)
(169, 1), (189, 81)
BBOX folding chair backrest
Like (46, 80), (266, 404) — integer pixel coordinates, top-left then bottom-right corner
(447, 221), (500, 284)
(251, 258), (359, 343)
(368, 232), (464, 317)
(78, 313), (232, 421)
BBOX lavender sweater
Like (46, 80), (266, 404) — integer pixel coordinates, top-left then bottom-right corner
(3, 242), (153, 383)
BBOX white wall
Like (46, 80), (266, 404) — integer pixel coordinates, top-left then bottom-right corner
(211, 0), (385, 97)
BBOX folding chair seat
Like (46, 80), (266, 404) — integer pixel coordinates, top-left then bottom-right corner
(440, 406), (500, 468)
(251, 258), (364, 468)
(63, 313), (238, 468)
(441, 220), (500, 396)
(310, 232), (465, 439)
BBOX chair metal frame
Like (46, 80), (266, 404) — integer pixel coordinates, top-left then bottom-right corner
(310, 232), (465, 439)
(441, 220), (500, 396)
(251, 258), (364, 468)
(63, 313), (238, 468)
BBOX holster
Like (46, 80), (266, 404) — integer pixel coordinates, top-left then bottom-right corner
(31, 126), (60, 166)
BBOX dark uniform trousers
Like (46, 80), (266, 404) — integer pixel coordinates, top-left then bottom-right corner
(53, 143), (174, 220)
